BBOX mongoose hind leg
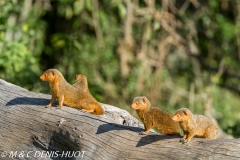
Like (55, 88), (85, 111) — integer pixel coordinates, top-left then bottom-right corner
(82, 108), (95, 113)
(205, 125), (218, 139)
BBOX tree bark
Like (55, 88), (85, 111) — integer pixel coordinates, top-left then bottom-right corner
(0, 79), (239, 160)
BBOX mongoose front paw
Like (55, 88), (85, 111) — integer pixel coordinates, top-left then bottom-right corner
(139, 131), (148, 135)
(180, 139), (188, 144)
(56, 106), (62, 109)
(45, 104), (51, 108)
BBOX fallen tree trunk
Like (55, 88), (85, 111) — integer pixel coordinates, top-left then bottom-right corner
(0, 79), (239, 160)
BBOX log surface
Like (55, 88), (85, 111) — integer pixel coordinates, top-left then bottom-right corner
(0, 79), (239, 160)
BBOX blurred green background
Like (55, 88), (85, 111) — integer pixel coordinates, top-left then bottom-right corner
(0, 0), (240, 137)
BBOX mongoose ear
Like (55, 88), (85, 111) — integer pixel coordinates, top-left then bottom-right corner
(142, 98), (146, 104)
(183, 111), (188, 116)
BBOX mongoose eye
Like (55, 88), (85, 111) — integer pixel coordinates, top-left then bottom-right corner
(135, 102), (138, 105)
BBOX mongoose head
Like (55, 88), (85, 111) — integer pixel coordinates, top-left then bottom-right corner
(75, 74), (87, 83)
(131, 96), (151, 110)
(172, 108), (191, 122)
(40, 69), (62, 82)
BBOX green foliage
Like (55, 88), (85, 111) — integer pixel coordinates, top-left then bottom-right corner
(0, 38), (40, 88)
(212, 86), (240, 134)
(0, 0), (44, 89)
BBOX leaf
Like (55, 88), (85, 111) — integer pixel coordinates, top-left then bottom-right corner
(117, 3), (126, 19)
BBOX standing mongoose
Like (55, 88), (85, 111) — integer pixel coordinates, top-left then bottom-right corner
(131, 96), (181, 135)
(172, 108), (218, 143)
(40, 69), (104, 115)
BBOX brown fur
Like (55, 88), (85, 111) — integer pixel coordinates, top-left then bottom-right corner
(72, 73), (104, 115)
(131, 96), (181, 135)
(172, 108), (218, 143)
(40, 69), (104, 115)
(72, 74), (89, 93)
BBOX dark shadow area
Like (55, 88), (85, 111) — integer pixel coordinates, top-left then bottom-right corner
(96, 123), (181, 147)
(32, 128), (84, 160)
(6, 97), (56, 106)
(96, 123), (144, 134)
(136, 134), (181, 147)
